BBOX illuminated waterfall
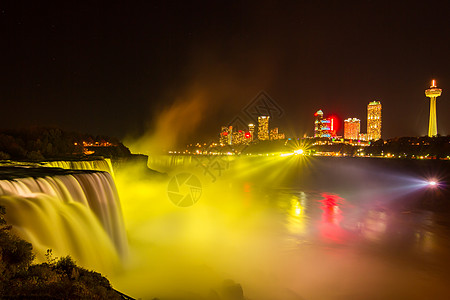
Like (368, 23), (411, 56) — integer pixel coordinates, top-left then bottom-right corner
(43, 158), (114, 175)
(0, 171), (127, 272)
(147, 155), (187, 170)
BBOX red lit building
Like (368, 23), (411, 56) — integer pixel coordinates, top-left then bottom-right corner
(314, 110), (336, 138)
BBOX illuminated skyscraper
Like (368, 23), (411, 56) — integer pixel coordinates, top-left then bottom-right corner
(367, 101), (381, 141)
(270, 128), (279, 140)
(269, 128), (286, 140)
(314, 110), (324, 137)
(248, 123), (255, 141)
(227, 126), (233, 145)
(258, 116), (270, 140)
(314, 110), (335, 138)
(344, 118), (360, 140)
(425, 79), (442, 137)
(219, 126), (228, 145)
(244, 131), (252, 144)
(232, 130), (246, 144)
(219, 126), (232, 145)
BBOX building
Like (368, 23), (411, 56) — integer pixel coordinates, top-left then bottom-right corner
(258, 116), (270, 140)
(232, 130), (246, 144)
(314, 110), (324, 137)
(219, 126), (232, 145)
(344, 118), (360, 140)
(219, 126), (228, 145)
(248, 123), (255, 141)
(244, 131), (252, 144)
(425, 79), (442, 137)
(270, 128), (278, 140)
(270, 127), (285, 140)
(367, 101), (382, 141)
(358, 133), (367, 141)
(314, 110), (336, 138)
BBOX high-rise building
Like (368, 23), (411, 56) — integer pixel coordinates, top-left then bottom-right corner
(269, 128), (286, 140)
(248, 123), (255, 141)
(232, 130), (246, 144)
(258, 116), (270, 140)
(244, 131), (252, 144)
(425, 79), (442, 137)
(270, 128), (279, 140)
(367, 101), (382, 141)
(219, 126), (233, 145)
(344, 118), (360, 140)
(314, 110), (324, 137)
(314, 110), (336, 138)
(219, 126), (228, 145)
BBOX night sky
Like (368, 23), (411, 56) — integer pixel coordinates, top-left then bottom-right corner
(2, 1), (450, 148)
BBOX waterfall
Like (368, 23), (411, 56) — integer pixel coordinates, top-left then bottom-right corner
(148, 155), (193, 172)
(43, 158), (114, 175)
(0, 170), (127, 272)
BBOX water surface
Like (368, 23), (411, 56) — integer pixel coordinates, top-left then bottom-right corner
(113, 156), (450, 300)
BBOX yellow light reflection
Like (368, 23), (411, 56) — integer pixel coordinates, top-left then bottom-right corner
(286, 194), (308, 236)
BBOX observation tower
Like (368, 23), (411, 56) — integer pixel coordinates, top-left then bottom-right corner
(425, 80), (442, 137)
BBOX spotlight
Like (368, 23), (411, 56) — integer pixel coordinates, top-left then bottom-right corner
(294, 149), (304, 155)
(428, 180), (438, 187)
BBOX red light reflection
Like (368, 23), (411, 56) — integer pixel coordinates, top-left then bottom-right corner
(318, 193), (347, 243)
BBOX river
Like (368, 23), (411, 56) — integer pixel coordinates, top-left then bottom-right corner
(111, 155), (450, 300)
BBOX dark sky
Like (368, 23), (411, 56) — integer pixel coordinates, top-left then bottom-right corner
(2, 1), (450, 147)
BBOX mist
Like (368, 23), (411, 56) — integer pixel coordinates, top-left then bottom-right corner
(109, 155), (450, 300)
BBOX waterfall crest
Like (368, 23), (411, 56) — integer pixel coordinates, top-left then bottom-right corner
(43, 158), (114, 175)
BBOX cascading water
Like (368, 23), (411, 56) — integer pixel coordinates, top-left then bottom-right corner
(43, 158), (115, 175)
(0, 168), (127, 273)
(148, 155), (194, 172)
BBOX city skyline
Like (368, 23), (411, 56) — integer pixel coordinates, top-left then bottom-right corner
(2, 2), (449, 148)
(216, 99), (378, 146)
(210, 82), (442, 147)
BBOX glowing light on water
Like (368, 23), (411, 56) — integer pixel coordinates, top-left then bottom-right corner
(280, 149), (305, 157)
(280, 152), (293, 157)
(319, 193), (346, 243)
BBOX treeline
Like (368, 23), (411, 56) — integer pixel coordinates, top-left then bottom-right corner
(240, 136), (450, 158)
(0, 205), (125, 299)
(0, 127), (131, 160)
(366, 136), (450, 158)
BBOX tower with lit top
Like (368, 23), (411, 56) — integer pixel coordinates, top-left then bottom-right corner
(425, 79), (442, 137)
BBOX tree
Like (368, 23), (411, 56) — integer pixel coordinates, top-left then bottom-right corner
(0, 205), (35, 279)
(0, 205), (124, 299)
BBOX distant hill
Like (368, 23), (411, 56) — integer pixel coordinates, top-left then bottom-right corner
(0, 127), (131, 161)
